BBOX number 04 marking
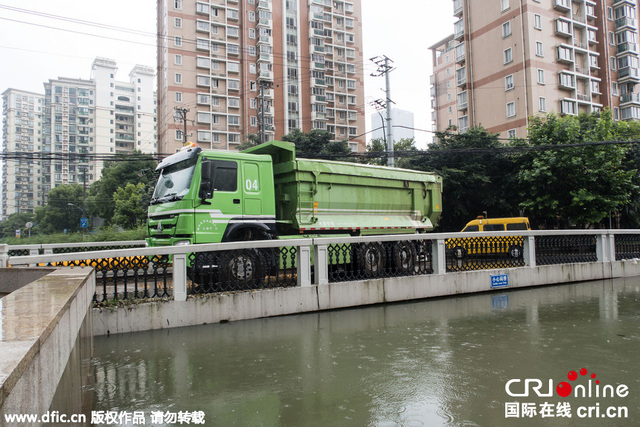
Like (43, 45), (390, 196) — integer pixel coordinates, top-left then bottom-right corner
(245, 179), (259, 191)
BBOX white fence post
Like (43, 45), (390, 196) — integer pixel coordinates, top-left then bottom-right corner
(298, 245), (312, 287)
(596, 235), (609, 263)
(0, 244), (8, 268)
(608, 233), (616, 262)
(314, 244), (328, 286)
(523, 236), (536, 267)
(432, 239), (446, 274)
(173, 253), (187, 301)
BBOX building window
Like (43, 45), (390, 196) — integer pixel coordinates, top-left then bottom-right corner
(506, 101), (515, 117)
(174, 54), (182, 65)
(537, 69), (545, 84)
(174, 0), (182, 10)
(505, 74), (514, 91)
(174, 36), (182, 47)
(539, 97), (546, 112)
(502, 21), (511, 38)
(536, 41), (544, 57)
(612, 82), (619, 96)
(174, 17), (182, 28)
(501, 0), (509, 12)
(534, 14), (541, 29)
(507, 129), (516, 139)
(174, 73), (182, 84)
(504, 48), (513, 64)
(175, 92), (182, 102)
(175, 130), (183, 140)
(610, 56), (617, 70)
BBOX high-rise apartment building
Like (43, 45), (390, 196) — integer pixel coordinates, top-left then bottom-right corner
(157, 0), (365, 154)
(1, 58), (156, 220)
(1, 89), (44, 218)
(430, 0), (640, 140)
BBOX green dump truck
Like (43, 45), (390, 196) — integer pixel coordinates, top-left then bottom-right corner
(146, 141), (442, 284)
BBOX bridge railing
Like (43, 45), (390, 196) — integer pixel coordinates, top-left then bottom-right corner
(2, 230), (640, 304)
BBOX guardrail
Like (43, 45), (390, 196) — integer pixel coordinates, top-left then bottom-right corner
(2, 230), (640, 305)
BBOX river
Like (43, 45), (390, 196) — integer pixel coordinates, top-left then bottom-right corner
(85, 277), (640, 426)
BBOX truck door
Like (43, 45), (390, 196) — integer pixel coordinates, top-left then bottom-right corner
(242, 161), (262, 216)
(194, 159), (241, 243)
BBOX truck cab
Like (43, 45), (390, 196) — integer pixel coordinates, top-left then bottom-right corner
(146, 146), (276, 247)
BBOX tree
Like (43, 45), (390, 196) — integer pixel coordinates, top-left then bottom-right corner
(237, 133), (261, 151)
(516, 111), (637, 228)
(405, 127), (518, 231)
(281, 129), (352, 159)
(86, 153), (157, 225)
(0, 212), (36, 240)
(364, 137), (418, 168)
(35, 184), (85, 234)
(112, 183), (148, 229)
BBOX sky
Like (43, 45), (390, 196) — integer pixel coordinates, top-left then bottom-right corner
(0, 0), (455, 148)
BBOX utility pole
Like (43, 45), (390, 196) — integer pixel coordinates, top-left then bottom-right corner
(370, 56), (395, 167)
(174, 107), (190, 145)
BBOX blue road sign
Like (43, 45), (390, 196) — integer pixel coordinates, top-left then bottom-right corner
(490, 274), (509, 288)
(81, 217), (88, 228)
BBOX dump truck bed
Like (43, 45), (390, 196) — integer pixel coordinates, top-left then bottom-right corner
(245, 141), (442, 235)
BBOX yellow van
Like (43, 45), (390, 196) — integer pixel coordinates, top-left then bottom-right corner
(449, 217), (530, 259)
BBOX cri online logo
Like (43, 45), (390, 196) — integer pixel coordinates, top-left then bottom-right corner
(506, 369), (629, 398)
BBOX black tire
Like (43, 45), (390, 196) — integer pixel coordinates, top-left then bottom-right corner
(393, 241), (416, 274)
(220, 250), (264, 290)
(453, 245), (467, 260)
(508, 245), (523, 259)
(189, 252), (219, 292)
(357, 243), (385, 276)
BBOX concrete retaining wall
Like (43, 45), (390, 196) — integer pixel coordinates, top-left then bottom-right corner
(0, 268), (55, 294)
(0, 268), (95, 421)
(92, 260), (640, 336)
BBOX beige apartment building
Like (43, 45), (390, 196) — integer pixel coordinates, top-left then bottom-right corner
(1, 59), (156, 220)
(430, 0), (640, 140)
(157, 0), (365, 154)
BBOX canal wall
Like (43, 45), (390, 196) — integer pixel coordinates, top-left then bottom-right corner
(92, 259), (640, 336)
(0, 268), (95, 421)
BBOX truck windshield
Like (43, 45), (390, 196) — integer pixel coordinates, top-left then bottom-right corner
(151, 159), (196, 205)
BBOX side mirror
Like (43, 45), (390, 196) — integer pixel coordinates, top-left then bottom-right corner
(199, 160), (214, 200)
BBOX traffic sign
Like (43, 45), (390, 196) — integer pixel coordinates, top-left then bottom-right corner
(81, 217), (88, 228)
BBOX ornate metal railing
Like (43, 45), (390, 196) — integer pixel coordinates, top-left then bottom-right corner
(326, 239), (433, 283)
(535, 235), (597, 265)
(3, 230), (640, 305)
(187, 245), (298, 294)
(614, 234), (640, 260)
(445, 235), (525, 272)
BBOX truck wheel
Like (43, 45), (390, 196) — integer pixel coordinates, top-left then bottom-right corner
(508, 245), (523, 259)
(358, 243), (384, 276)
(393, 241), (416, 274)
(189, 252), (219, 292)
(221, 250), (264, 290)
(453, 246), (467, 260)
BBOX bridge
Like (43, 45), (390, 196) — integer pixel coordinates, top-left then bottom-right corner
(2, 229), (640, 419)
(2, 229), (640, 334)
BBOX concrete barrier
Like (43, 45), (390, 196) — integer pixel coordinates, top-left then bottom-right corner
(0, 268), (56, 295)
(0, 268), (95, 422)
(92, 260), (640, 336)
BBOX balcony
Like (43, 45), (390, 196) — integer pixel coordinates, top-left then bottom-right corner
(554, 0), (571, 11)
(617, 42), (639, 55)
(619, 67), (640, 82)
(454, 19), (464, 41)
(456, 67), (467, 87)
(453, 0), (463, 17)
(616, 17), (638, 31)
(620, 93), (640, 105)
(455, 43), (466, 63)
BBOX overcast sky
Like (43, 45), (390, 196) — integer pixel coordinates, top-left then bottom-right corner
(0, 0), (455, 148)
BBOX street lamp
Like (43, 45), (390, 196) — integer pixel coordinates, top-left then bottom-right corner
(68, 203), (87, 239)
